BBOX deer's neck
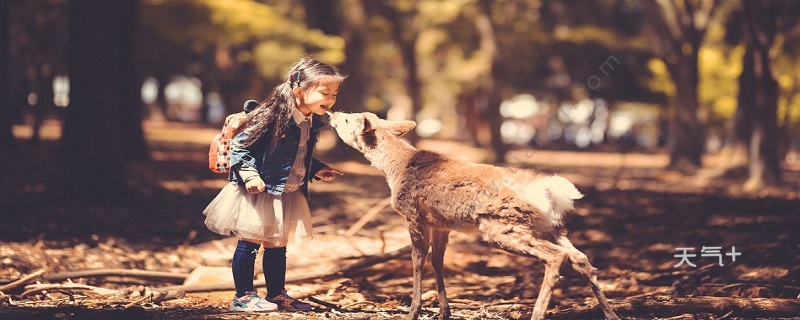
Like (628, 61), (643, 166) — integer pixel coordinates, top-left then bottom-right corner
(364, 133), (417, 179)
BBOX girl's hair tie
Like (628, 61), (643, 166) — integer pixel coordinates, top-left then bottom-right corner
(290, 71), (301, 88)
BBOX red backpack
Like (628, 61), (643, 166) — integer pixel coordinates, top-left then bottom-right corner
(208, 112), (248, 173)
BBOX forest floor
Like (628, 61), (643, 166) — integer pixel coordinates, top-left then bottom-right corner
(1, 120), (799, 319)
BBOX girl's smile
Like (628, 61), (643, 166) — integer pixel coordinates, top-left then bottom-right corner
(295, 81), (340, 116)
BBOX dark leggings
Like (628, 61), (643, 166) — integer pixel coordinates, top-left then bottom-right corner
(231, 240), (288, 298)
(231, 240), (260, 297)
(263, 246), (287, 298)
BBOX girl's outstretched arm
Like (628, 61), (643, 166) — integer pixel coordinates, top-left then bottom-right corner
(314, 167), (344, 181)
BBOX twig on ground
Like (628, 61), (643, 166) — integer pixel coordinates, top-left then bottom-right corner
(181, 230), (198, 247)
(154, 245), (412, 293)
(707, 282), (800, 294)
(667, 264), (716, 295)
(344, 197), (392, 237)
(623, 289), (669, 300)
(21, 283), (118, 297)
(343, 300), (378, 310)
(548, 295), (800, 319)
(308, 296), (342, 310)
(44, 269), (188, 283)
(0, 269), (46, 292)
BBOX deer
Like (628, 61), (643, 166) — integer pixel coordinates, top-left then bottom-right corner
(328, 111), (619, 320)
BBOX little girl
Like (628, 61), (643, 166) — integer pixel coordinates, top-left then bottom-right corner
(203, 57), (345, 312)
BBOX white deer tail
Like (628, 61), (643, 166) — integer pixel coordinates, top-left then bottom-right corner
(523, 176), (584, 226)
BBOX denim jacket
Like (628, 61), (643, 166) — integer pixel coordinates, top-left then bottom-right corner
(229, 115), (328, 198)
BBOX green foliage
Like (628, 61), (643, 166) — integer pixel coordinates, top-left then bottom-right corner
(140, 0), (344, 81)
(698, 18), (744, 122)
(774, 36), (800, 130)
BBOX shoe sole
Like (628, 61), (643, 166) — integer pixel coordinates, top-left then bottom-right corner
(272, 303), (312, 312)
(276, 307), (312, 312)
(229, 307), (278, 312)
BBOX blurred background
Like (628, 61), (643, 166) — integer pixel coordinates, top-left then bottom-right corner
(1, 1), (800, 318)
(2, 0), (800, 194)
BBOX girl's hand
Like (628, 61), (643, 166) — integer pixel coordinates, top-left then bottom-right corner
(315, 167), (344, 182)
(245, 177), (266, 194)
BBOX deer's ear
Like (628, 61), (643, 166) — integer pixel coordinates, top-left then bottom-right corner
(362, 116), (375, 132)
(389, 120), (416, 137)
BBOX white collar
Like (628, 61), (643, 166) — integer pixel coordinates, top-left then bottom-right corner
(292, 107), (311, 125)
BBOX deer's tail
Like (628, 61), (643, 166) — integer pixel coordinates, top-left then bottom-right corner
(523, 175), (584, 226)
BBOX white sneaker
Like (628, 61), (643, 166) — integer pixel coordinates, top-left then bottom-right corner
(229, 291), (278, 312)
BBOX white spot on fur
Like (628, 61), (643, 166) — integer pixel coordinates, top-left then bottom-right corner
(523, 176), (583, 226)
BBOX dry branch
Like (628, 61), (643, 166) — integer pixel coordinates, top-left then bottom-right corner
(21, 283), (119, 297)
(549, 295), (800, 319)
(124, 288), (185, 308)
(666, 263), (715, 295)
(344, 197), (392, 237)
(44, 269), (188, 283)
(154, 245), (412, 293)
(0, 269), (46, 292)
(20, 283), (185, 307)
(308, 296), (344, 310)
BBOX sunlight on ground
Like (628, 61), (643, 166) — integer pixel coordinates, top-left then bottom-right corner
(159, 179), (229, 195)
(144, 121), (219, 146)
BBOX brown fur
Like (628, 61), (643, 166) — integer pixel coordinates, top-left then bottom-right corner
(330, 112), (619, 320)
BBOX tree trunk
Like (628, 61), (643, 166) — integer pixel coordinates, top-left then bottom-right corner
(742, 1), (780, 190)
(0, 0), (15, 150)
(458, 91), (486, 147)
(57, 0), (138, 201)
(398, 39), (422, 146)
(118, 0), (149, 162)
(667, 55), (704, 174)
(744, 47), (780, 189)
(29, 73), (55, 145)
(488, 62), (509, 163)
(729, 47), (755, 169)
(645, 0), (717, 174)
(338, 0), (368, 113)
(384, 9), (421, 146)
(476, 0), (509, 163)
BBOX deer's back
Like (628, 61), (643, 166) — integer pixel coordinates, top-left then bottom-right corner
(390, 150), (555, 235)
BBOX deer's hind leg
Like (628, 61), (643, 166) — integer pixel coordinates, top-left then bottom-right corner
(557, 236), (619, 320)
(478, 221), (568, 320)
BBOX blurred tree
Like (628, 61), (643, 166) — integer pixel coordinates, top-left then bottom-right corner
(139, 0), (344, 119)
(476, 0), (508, 162)
(736, 0), (789, 189)
(303, 0), (370, 113)
(371, 0), (424, 145)
(56, 0), (141, 201)
(645, 0), (718, 173)
(720, 0), (800, 189)
(0, 0), (12, 149)
(4, 0), (69, 145)
(336, 0), (369, 113)
(119, 0), (149, 162)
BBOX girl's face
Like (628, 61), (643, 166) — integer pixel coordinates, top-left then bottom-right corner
(295, 81), (340, 115)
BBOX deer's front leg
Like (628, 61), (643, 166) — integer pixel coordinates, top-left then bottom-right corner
(431, 230), (451, 320)
(407, 218), (431, 320)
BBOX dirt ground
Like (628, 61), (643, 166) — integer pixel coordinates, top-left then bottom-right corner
(1, 120), (799, 319)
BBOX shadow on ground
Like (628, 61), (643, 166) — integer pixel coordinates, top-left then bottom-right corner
(1, 121), (799, 319)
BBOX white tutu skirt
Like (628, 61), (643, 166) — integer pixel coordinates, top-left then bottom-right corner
(203, 183), (314, 247)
